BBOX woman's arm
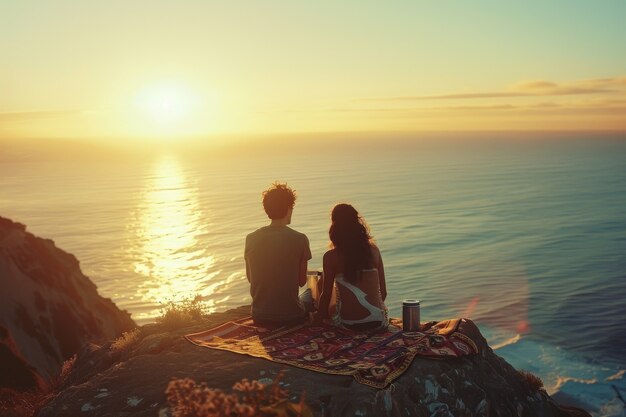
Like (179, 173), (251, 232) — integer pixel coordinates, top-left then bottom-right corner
(375, 246), (387, 301)
(312, 251), (337, 323)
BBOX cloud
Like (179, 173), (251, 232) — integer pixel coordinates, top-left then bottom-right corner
(360, 92), (529, 101)
(516, 81), (558, 91)
(574, 76), (626, 89)
(433, 104), (518, 111)
(358, 75), (626, 102)
(321, 100), (626, 117)
(510, 80), (613, 96)
(528, 102), (562, 109)
(0, 109), (88, 122)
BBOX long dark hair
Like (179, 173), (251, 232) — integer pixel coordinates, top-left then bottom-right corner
(329, 204), (374, 282)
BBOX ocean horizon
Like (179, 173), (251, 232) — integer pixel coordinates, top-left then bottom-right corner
(1, 135), (625, 415)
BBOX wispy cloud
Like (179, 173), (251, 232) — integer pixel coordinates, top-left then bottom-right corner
(362, 92), (529, 101)
(322, 98), (626, 117)
(358, 76), (626, 102)
(572, 77), (626, 89)
(0, 109), (89, 122)
(510, 80), (613, 96)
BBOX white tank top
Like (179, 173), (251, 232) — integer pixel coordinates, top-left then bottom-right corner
(335, 270), (388, 325)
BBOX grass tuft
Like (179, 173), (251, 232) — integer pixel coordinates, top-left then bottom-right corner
(0, 389), (54, 417)
(54, 355), (76, 389)
(110, 328), (141, 354)
(0, 354), (78, 417)
(156, 295), (208, 329)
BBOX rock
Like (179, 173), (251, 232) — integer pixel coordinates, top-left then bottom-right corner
(0, 216), (590, 416)
(39, 307), (590, 417)
(0, 216), (136, 390)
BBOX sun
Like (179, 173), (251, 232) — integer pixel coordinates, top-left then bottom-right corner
(128, 81), (220, 140)
(136, 84), (194, 124)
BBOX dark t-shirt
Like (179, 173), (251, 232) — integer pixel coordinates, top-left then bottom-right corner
(245, 225), (312, 322)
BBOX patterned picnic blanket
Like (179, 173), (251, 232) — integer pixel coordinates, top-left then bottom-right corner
(185, 317), (479, 388)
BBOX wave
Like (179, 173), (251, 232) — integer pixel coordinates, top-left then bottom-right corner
(491, 334), (521, 350)
(606, 369), (625, 382)
(549, 376), (599, 395)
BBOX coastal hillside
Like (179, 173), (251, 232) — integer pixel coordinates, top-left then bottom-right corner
(0, 216), (136, 390)
(0, 216), (590, 417)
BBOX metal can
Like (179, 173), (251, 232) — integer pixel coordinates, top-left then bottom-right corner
(402, 299), (421, 331)
(306, 271), (322, 305)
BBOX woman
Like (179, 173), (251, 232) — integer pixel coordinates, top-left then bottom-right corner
(312, 204), (388, 331)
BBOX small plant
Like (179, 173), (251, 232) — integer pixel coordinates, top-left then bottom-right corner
(518, 370), (544, 391)
(57, 355), (76, 386)
(110, 328), (141, 354)
(0, 388), (51, 417)
(0, 355), (77, 417)
(165, 373), (311, 417)
(157, 295), (208, 328)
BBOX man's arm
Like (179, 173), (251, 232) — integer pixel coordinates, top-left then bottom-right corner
(298, 258), (308, 287)
(244, 235), (251, 283)
(299, 235), (312, 287)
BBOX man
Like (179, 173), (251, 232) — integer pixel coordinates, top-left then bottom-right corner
(245, 182), (312, 325)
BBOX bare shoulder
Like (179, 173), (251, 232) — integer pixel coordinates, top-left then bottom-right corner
(323, 249), (338, 263)
(370, 244), (381, 258)
(323, 249), (339, 268)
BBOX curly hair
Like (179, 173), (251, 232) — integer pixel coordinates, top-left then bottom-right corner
(262, 182), (297, 219)
(329, 204), (374, 282)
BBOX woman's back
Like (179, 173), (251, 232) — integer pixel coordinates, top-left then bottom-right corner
(326, 246), (388, 330)
(313, 203), (388, 331)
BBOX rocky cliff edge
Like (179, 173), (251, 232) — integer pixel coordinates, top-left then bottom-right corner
(0, 216), (136, 391)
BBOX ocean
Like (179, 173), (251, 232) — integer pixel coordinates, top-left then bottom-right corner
(1, 135), (625, 415)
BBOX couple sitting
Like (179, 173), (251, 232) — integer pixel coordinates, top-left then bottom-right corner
(245, 182), (388, 332)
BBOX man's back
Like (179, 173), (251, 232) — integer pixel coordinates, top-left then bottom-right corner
(245, 225), (311, 322)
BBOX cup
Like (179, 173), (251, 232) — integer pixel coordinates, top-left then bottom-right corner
(306, 271), (322, 308)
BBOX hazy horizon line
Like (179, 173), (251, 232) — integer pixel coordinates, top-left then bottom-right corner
(2, 128), (626, 143)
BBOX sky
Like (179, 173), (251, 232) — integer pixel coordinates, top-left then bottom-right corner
(1, 1), (625, 143)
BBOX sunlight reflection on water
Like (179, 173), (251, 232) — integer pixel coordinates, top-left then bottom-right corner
(128, 156), (219, 321)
